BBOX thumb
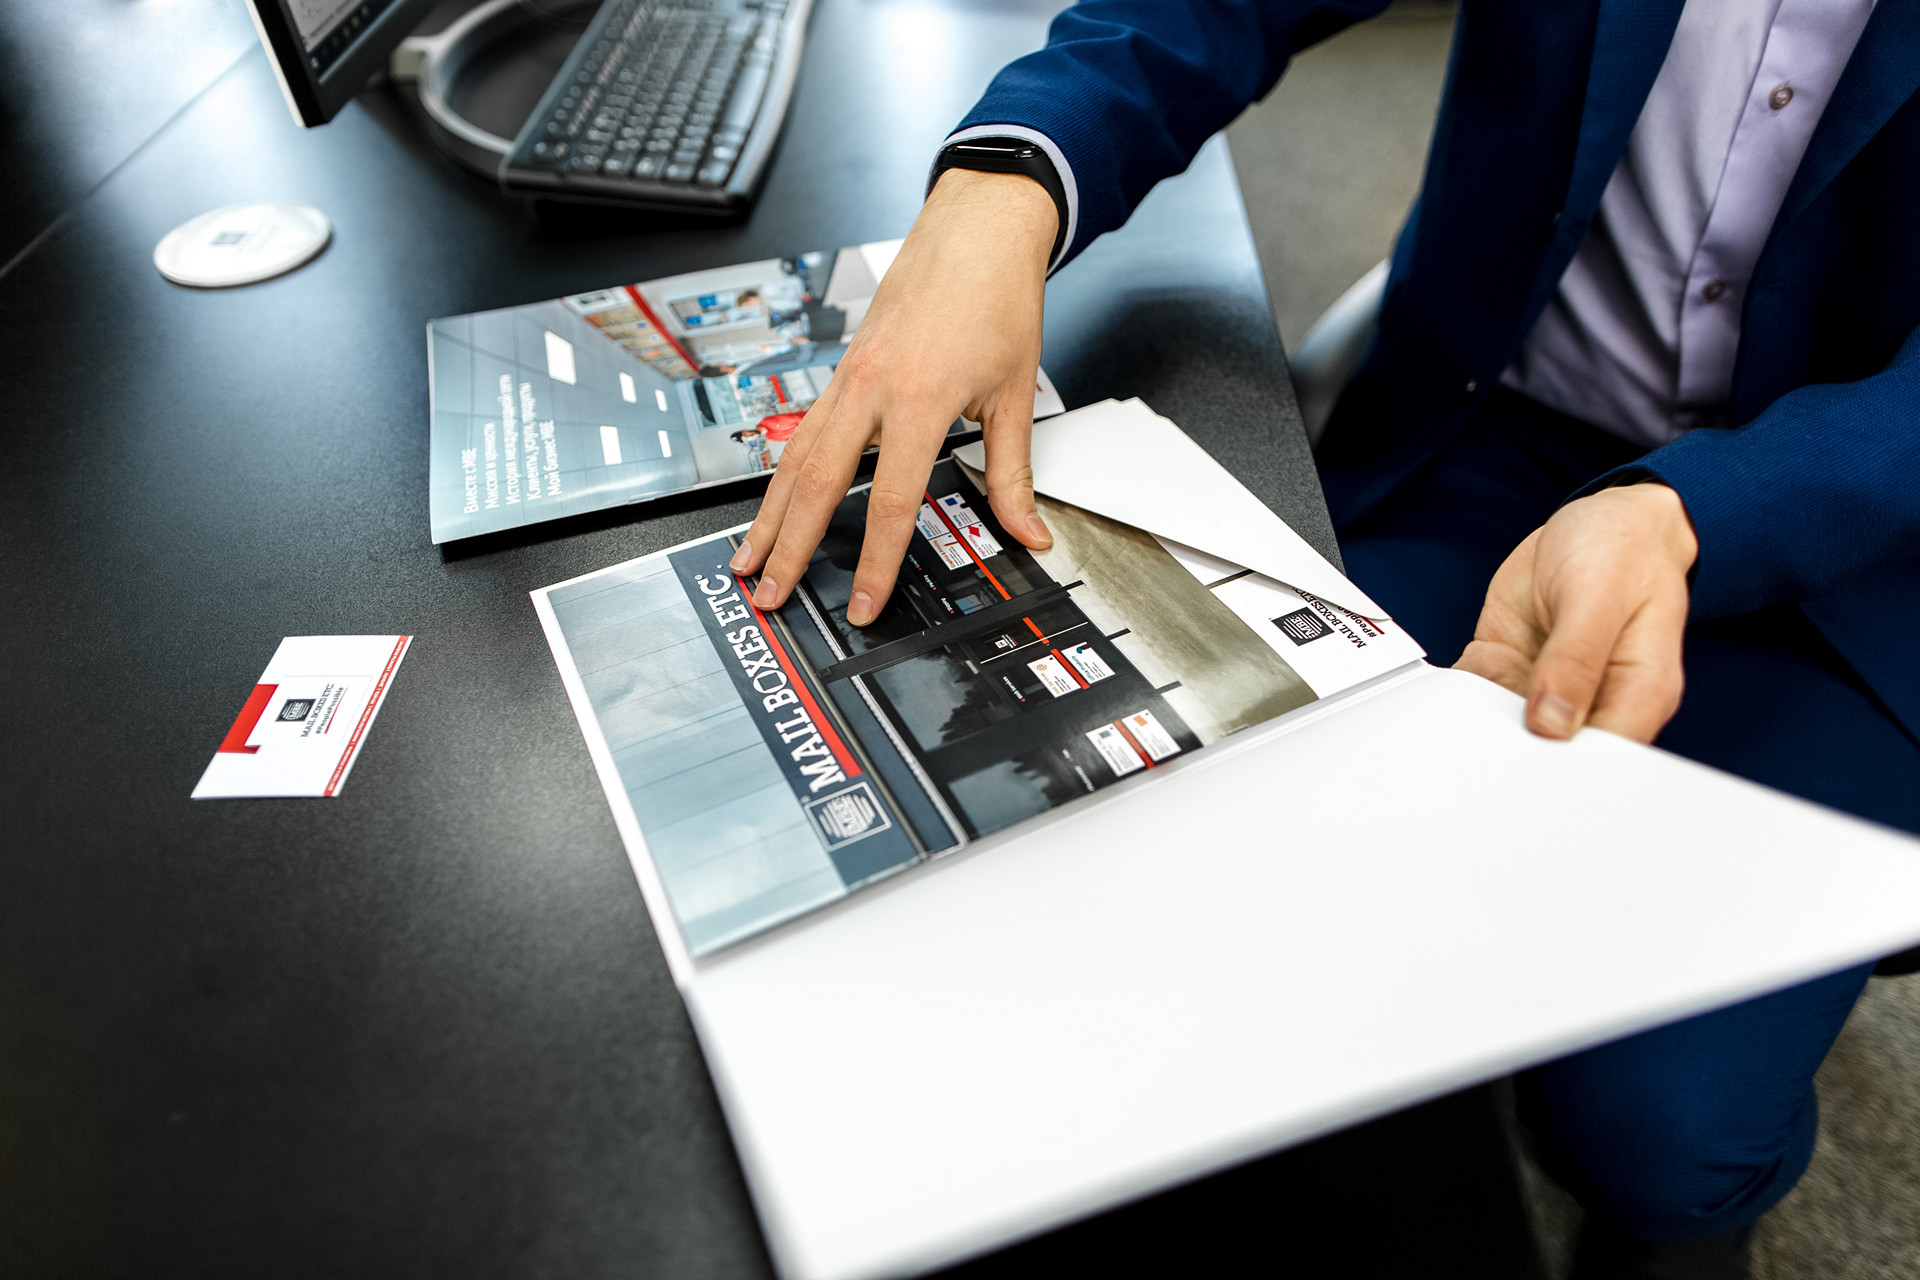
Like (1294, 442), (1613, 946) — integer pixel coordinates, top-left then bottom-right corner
(1525, 594), (1630, 739)
(979, 381), (1051, 549)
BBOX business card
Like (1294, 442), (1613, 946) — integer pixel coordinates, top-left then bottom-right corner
(192, 635), (411, 799)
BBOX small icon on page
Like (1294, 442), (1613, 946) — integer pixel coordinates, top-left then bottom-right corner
(1273, 608), (1333, 645)
(807, 782), (892, 848)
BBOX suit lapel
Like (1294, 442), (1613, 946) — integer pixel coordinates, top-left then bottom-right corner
(1774, 0), (1920, 232)
(1515, 0), (1685, 335)
(1560, 0), (1688, 221)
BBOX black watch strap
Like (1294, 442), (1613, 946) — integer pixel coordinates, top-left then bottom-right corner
(929, 136), (1069, 267)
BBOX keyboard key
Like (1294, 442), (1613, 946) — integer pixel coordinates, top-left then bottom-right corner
(665, 162), (696, 181)
(635, 155), (665, 178)
(719, 61), (770, 134)
(699, 161), (732, 185)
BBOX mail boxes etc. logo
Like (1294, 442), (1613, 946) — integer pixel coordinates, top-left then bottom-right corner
(807, 781), (892, 850)
(1273, 607), (1333, 645)
(277, 698), (315, 722)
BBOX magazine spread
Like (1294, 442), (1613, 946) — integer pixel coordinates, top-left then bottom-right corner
(532, 401), (1425, 956)
(427, 239), (1063, 542)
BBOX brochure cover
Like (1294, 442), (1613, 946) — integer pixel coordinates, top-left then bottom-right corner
(532, 404), (1424, 957)
(427, 239), (1063, 543)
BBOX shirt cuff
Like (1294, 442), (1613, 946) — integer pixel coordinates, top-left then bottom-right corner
(931, 123), (1080, 276)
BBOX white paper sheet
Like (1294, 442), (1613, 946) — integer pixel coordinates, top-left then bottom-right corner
(954, 398), (1384, 617)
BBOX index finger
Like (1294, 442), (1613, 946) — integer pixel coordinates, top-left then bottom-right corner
(730, 375), (847, 576)
(1525, 590), (1634, 740)
(749, 397), (876, 610)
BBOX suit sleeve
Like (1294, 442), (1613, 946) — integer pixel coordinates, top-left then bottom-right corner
(952, 0), (1392, 266)
(1580, 325), (1920, 620)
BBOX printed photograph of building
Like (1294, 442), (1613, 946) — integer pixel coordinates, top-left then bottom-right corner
(780, 459), (1321, 843)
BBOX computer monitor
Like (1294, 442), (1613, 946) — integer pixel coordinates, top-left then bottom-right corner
(245, 0), (443, 126)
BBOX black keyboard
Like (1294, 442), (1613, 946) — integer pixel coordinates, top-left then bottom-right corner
(500, 0), (810, 212)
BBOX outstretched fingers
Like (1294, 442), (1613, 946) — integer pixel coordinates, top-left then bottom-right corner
(730, 377), (845, 578)
(979, 379), (1050, 550)
(846, 409), (952, 625)
(748, 397), (874, 611)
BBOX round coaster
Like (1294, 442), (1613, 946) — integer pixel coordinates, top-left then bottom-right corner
(153, 202), (332, 288)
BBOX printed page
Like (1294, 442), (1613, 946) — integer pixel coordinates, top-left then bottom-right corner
(535, 439), (1423, 957)
(427, 240), (1062, 543)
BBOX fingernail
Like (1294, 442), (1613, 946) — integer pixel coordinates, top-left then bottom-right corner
(846, 590), (874, 626)
(728, 538), (753, 572)
(1532, 692), (1578, 739)
(1026, 513), (1052, 547)
(752, 575), (780, 608)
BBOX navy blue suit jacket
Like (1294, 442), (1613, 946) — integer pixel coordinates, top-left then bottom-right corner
(957, 0), (1920, 742)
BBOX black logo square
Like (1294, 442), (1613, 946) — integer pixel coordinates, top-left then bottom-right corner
(1273, 607), (1332, 645)
(277, 698), (315, 722)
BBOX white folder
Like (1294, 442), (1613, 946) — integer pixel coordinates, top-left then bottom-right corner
(602, 402), (1920, 1280)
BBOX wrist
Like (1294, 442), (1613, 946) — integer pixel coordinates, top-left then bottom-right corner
(925, 168), (1058, 269)
(1618, 481), (1698, 574)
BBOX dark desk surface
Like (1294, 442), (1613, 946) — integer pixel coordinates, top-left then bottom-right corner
(0, 2), (1539, 1275)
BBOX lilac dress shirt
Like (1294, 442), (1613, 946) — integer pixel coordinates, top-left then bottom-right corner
(1504, 0), (1880, 447)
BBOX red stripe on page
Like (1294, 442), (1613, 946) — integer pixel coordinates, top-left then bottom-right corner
(923, 492), (1012, 599)
(771, 376), (788, 404)
(324, 637), (410, 797)
(1050, 648), (1090, 689)
(623, 286), (702, 373)
(1111, 718), (1156, 770)
(218, 684), (277, 754)
(923, 493), (1071, 659)
(741, 591), (862, 779)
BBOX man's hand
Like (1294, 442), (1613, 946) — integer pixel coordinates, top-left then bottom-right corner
(1456, 483), (1699, 743)
(728, 168), (1058, 625)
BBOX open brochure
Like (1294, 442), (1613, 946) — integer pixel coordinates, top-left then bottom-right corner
(427, 238), (1064, 542)
(533, 399), (1425, 956)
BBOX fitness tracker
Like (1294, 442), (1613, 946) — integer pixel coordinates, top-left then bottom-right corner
(928, 137), (1070, 266)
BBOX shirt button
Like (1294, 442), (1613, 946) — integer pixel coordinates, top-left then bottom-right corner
(1769, 83), (1794, 110)
(1702, 279), (1728, 302)
(1464, 378), (1480, 395)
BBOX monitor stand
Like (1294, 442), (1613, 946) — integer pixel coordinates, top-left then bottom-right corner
(387, 0), (593, 181)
